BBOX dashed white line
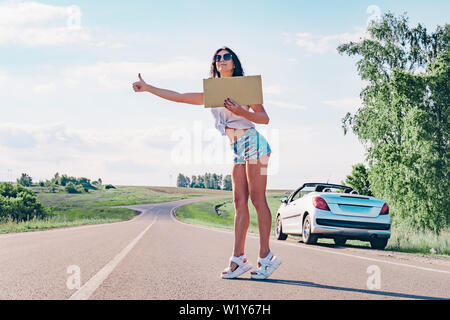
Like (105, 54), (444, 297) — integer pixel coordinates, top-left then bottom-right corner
(68, 209), (158, 300)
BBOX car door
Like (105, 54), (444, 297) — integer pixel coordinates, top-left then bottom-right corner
(281, 188), (303, 233)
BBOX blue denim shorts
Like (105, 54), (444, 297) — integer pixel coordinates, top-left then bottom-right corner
(230, 127), (271, 164)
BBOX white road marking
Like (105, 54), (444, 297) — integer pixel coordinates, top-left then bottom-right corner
(68, 209), (158, 300)
(170, 206), (450, 275)
(278, 240), (450, 275)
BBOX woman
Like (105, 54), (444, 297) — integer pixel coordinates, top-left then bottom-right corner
(132, 46), (281, 280)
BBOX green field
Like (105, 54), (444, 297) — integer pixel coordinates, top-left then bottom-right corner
(2, 185), (447, 257)
(34, 185), (231, 209)
(0, 185), (233, 234)
(175, 196), (278, 234)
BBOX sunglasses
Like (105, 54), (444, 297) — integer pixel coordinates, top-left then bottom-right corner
(214, 53), (232, 62)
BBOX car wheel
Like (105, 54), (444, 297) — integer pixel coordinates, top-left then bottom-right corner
(275, 214), (288, 240)
(334, 236), (347, 246)
(302, 215), (318, 244)
(370, 238), (388, 250)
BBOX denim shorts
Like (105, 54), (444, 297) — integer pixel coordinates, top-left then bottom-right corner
(230, 127), (271, 164)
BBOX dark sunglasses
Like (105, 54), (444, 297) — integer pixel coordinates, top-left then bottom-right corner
(214, 53), (232, 62)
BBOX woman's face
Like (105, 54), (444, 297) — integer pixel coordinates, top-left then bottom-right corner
(215, 49), (235, 76)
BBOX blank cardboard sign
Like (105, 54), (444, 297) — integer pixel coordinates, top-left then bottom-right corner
(203, 75), (263, 108)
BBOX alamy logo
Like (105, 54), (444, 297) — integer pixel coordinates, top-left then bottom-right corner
(366, 265), (381, 290)
(66, 265), (81, 290)
(66, 5), (82, 30)
(170, 121), (279, 175)
(366, 5), (381, 26)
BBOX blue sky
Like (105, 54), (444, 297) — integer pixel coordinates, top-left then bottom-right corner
(1, 0), (448, 189)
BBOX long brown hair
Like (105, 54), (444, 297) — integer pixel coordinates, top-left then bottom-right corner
(209, 46), (244, 78)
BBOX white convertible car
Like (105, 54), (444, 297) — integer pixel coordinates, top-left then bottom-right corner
(275, 183), (391, 249)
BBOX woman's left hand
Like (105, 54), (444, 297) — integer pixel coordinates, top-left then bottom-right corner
(224, 98), (247, 116)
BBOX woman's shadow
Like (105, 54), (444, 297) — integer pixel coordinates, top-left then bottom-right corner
(230, 278), (446, 300)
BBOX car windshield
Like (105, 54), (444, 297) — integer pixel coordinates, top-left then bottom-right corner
(298, 186), (316, 197)
(321, 186), (348, 193)
(299, 184), (351, 196)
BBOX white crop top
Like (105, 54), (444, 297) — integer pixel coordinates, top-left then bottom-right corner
(210, 105), (255, 136)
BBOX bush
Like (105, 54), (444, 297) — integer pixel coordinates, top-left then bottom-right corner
(345, 163), (373, 196)
(49, 184), (58, 193)
(17, 173), (32, 187)
(65, 182), (85, 194)
(50, 173), (97, 193)
(0, 182), (51, 222)
(105, 184), (116, 189)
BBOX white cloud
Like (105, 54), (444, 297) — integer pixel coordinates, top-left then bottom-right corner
(265, 99), (306, 111)
(60, 57), (208, 90)
(0, 0), (122, 48)
(0, 122), (176, 153)
(0, 68), (7, 84)
(271, 124), (366, 188)
(32, 81), (57, 94)
(0, 126), (38, 149)
(0, 122), (181, 182)
(0, 57), (208, 99)
(0, 123), (86, 151)
(264, 84), (285, 95)
(0, 26), (94, 46)
(284, 26), (368, 54)
(0, 0), (68, 26)
(0, 121), (241, 185)
(323, 97), (361, 113)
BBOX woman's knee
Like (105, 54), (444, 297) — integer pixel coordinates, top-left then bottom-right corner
(233, 195), (248, 211)
(249, 192), (268, 210)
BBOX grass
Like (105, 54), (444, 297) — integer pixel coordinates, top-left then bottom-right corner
(0, 185), (233, 234)
(176, 196), (279, 234)
(175, 194), (450, 257)
(34, 185), (231, 209)
(0, 214), (131, 233)
(4, 184), (447, 257)
(387, 223), (450, 256)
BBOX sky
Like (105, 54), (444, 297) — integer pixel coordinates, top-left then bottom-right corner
(0, 0), (449, 190)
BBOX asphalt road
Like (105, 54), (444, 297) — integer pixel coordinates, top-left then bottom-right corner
(0, 196), (449, 300)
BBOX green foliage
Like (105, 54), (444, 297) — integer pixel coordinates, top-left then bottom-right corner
(223, 174), (232, 191)
(17, 173), (32, 187)
(177, 172), (225, 190)
(194, 175), (205, 188)
(338, 12), (449, 233)
(65, 182), (85, 194)
(35, 172), (101, 193)
(345, 164), (373, 196)
(177, 173), (190, 188)
(0, 182), (51, 222)
(54, 174), (95, 191)
(104, 184), (116, 189)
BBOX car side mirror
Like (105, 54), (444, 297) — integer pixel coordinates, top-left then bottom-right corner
(281, 196), (288, 204)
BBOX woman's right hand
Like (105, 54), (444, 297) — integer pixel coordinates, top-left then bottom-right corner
(132, 74), (202, 105)
(132, 73), (148, 92)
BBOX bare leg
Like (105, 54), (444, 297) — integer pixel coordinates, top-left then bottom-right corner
(222, 163), (249, 274)
(246, 153), (272, 272)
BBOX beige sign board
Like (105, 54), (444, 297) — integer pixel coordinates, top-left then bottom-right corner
(203, 75), (263, 108)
